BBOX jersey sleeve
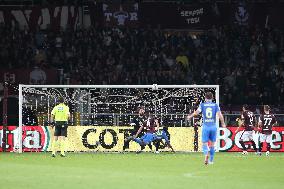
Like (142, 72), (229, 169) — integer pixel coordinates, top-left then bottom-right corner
(216, 104), (221, 112)
(258, 115), (263, 123)
(197, 104), (202, 112)
(67, 106), (70, 115)
(241, 112), (244, 120)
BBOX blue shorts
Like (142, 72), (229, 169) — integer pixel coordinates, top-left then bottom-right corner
(202, 126), (217, 143)
(141, 133), (157, 144)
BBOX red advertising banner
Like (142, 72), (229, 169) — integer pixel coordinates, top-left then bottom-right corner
(0, 126), (50, 152)
(0, 6), (82, 31)
(219, 126), (284, 152)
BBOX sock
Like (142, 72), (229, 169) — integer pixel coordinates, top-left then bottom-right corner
(123, 140), (130, 150)
(259, 142), (263, 152)
(202, 144), (209, 156)
(60, 140), (65, 155)
(239, 141), (247, 151)
(154, 140), (162, 151)
(251, 141), (257, 151)
(51, 140), (58, 155)
(209, 147), (215, 162)
(148, 143), (153, 150)
(140, 144), (145, 151)
(267, 143), (271, 152)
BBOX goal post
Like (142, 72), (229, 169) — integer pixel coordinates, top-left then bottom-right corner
(17, 84), (220, 153)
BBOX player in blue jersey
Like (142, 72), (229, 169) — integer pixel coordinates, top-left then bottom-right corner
(187, 92), (226, 165)
(154, 127), (175, 153)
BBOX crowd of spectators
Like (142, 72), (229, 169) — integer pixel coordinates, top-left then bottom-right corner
(0, 22), (283, 105)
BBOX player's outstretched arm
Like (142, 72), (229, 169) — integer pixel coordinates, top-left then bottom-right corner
(217, 111), (226, 128)
(160, 140), (175, 153)
(155, 119), (160, 130)
(235, 117), (243, 133)
(257, 117), (263, 132)
(167, 143), (175, 153)
(134, 125), (144, 138)
(187, 110), (201, 120)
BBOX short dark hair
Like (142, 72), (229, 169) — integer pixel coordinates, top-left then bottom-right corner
(205, 92), (213, 100)
(58, 97), (65, 103)
(264, 105), (270, 112)
(243, 104), (249, 110)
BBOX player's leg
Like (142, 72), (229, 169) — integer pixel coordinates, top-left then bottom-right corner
(133, 134), (147, 153)
(266, 143), (271, 156)
(123, 130), (134, 151)
(208, 141), (215, 164)
(208, 127), (217, 164)
(266, 134), (272, 156)
(51, 124), (60, 157)
(138, 132), (152, 151)
(161, 130), (174, 152)
(153, 131), (164, 153)
(167, 143), (175, 152)
(60, 125), (68, 157)
(141, 133), (156, 153)
(258, 141), (263, 153)
(249, 132), (258, 152)
(147, 143), (153, 151)
(258, 134), (264, 155)
(153, 139), (161, 153)
(59, 136), (66, 157)
(133, 136), (145, 146)
(142, 133), (156, 146)
(123, 139), (130, 151)
(152, 134), (160, 153)
(202, 127), (210, 165)
(239, 131), (248, 154)
(51, 136), (58, 157)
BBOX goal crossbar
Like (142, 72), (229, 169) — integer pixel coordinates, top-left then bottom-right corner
(20, 84), (219, 89)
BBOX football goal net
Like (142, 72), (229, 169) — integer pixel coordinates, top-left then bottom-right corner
(15, 84), (219, 153)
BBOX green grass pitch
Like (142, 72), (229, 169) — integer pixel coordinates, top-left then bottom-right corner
(1, 152), (284, 189)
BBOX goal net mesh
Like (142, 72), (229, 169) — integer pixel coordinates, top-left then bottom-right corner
(17, 85), (219, 153)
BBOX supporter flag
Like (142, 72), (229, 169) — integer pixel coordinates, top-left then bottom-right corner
(102, 3), (139, 27)
(232, 2), (251, 26)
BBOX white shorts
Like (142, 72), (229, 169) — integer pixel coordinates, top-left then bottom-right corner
(259, 133), (272, 143)
(240, 131), (254, 141)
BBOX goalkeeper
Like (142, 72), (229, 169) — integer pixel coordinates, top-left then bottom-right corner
(50, 97), (70, 157)
(154, 127), (175, 153)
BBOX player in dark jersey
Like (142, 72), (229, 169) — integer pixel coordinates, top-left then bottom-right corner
(258, 105), (277, 156)
(123, 107), (152, 151)
(148, 116), (175, 153)
(235, 104), (258, 155)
